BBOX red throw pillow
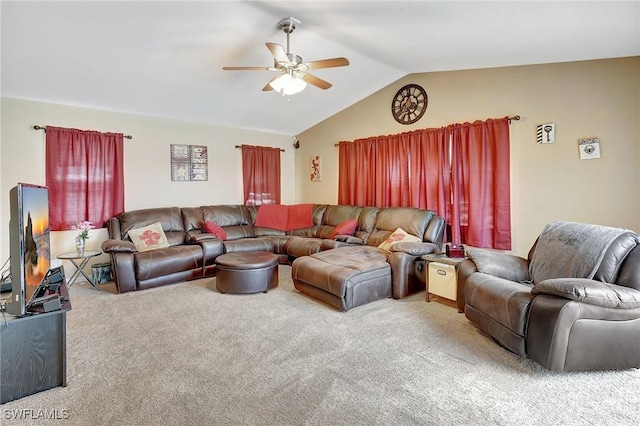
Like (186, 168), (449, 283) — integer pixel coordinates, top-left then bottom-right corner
(330, 218), (358, 239)
(203, 221), (227, 241)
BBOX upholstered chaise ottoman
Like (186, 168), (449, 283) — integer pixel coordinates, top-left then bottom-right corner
(291, 246), (392, 311)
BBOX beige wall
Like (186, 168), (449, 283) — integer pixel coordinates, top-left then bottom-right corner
(295, 57), (640, 256)
(1, 57), (638, 267)
(0, 98), (294, 268)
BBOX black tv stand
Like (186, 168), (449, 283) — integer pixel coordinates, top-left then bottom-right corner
(0, 283), (71, 403)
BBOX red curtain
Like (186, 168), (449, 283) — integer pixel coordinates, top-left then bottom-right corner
(450, 118), (511, 249)
(339, 129), (449, 211)
(338, 135), (409, 207)
(45, 126), (124, 231)
(241, 144), (281, 205)
(337, 117), (511, 250)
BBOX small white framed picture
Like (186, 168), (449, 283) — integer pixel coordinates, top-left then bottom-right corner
(578, 138), (601, 160)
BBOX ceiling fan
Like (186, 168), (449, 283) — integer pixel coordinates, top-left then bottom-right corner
(222, 17), (350, 95)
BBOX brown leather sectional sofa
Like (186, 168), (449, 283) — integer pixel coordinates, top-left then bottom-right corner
(102, 204), (445, 301)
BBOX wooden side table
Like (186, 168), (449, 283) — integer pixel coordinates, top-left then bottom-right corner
(57, 250), (102, 288)
(421, 253), (466, 306)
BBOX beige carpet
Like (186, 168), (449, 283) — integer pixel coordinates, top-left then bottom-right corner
(2, 265), (640, 425)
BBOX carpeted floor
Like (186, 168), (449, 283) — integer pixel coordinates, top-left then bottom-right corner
(2, 265), (640, 425)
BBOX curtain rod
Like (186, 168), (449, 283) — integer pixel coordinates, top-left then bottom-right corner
(33, 125), (133, 139)
(333, 115), (521, 146)
(235, 144), (285, 152)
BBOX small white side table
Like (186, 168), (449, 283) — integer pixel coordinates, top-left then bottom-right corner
(57, 250), (102, 288)
(421, 253), (466, 307)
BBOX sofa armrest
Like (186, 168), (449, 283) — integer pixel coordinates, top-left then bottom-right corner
(101, 239), (137, 253)
(390, 241), (439, 256)
(192, 238), (224, 266)
(466, 248), (530, 282)
(101, 240), (137, 293)
(532, 278), (640, 309)
(190, 233), (219, 243)
(333, 235), (364, 245)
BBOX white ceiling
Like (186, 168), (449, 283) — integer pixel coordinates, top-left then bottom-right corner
(2, 1), (639, 136)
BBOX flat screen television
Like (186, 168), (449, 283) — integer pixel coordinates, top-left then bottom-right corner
(6, 183), (51, 316)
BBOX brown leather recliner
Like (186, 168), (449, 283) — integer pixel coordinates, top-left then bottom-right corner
(461, 221), (640, 371)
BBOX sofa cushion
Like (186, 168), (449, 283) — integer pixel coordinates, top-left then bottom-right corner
(135, 245), (203, 280)
(330, 218), (358, 239)
(529, 221), (630, 284)
(254, 204), (314, 231)
(390, 241), (440, 256)
(285, 236), (324, 258)
(296, 246), (391, 297)
(593, 231), (639, 282)
(202, 205), (252, 226)
(119, 207), (185, 244)
(254, 204), (289, 229)
(367, 208), (432, 247)
(128, 222), (170, 252)
(466, 248), (531, 282)
(204, 221), (227, 240)
(618, 245), (640, 290)
(532, 278), (640, 309)
(222, 238), (274, 254)
(223, 225), (256, 241)
(377, 228), (421, 251)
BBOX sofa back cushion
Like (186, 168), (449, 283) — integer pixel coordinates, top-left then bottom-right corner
(593, 231), (639, 283)
(366, 207), (433, 247)
(617, 244), (640, 290)
(118, 207), (186, 246)
(354, 207), (379, 243)
(314, 205), (362, 239)
(201, 205), (255, 240)
(287, 204), (328, 237)
(529, 221), (635, 284)
(181, 206), (203, 232)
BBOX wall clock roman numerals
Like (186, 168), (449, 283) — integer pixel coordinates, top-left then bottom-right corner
(392, 84), (428, 125)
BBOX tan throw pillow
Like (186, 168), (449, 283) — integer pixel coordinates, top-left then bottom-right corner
(377, 227), (421, 251)
(128, 222), (170, 252)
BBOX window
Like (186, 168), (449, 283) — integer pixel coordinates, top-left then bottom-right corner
(240, 144), (281, 206)
(45, 126), (125, 230)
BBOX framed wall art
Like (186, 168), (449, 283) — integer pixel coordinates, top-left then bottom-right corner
(311, 155), (321, 182)
(171, 144), (208, 181)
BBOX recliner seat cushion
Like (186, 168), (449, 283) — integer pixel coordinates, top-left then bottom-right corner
(135, 245), (203, 280)
(284, 236), (324, 258)
(223, 238), (274, 254)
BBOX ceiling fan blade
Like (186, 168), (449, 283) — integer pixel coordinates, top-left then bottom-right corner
(222, 66), (275, 71)
(304, 57), (350, 70)
(262, 76), (279, 92)
(301, 73), (332, 90)
(265, 42), (290, 64)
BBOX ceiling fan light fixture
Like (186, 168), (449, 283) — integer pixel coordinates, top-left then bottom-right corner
(269, 73), (307, 96)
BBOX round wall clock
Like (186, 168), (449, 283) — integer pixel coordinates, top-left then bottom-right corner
(391, 84), (428, 125)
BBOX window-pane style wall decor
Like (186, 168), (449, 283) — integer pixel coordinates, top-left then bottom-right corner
(171, 144), (208, 181)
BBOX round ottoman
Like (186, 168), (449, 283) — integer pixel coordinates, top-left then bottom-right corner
(214, 251), (279, 294)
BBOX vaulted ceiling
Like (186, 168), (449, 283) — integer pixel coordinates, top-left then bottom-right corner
(2, 1), (639, 135)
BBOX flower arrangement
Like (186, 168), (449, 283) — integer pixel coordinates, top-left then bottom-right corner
(72, 221), (95, 241)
